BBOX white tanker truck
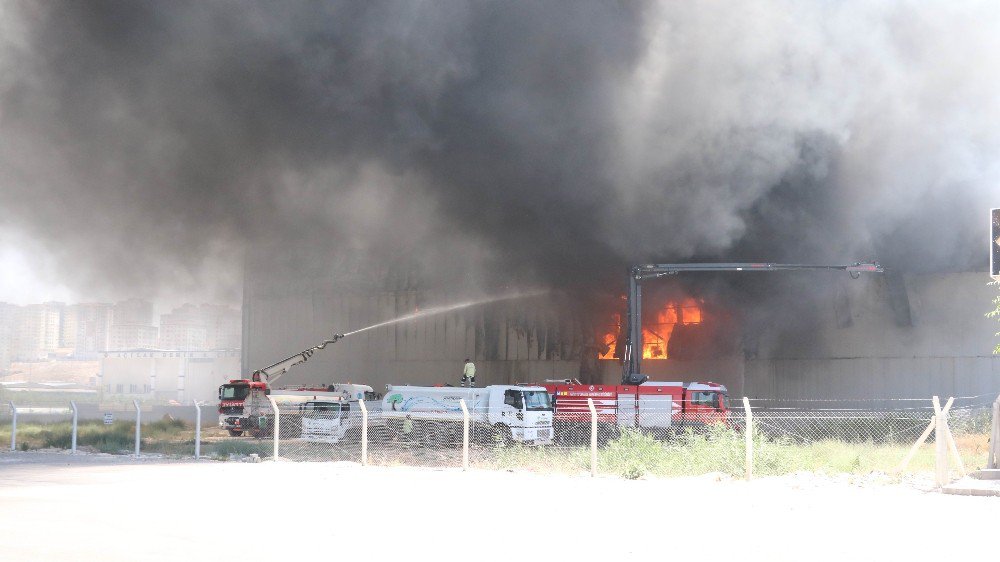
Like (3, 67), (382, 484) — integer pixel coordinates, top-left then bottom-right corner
(380, 384), (554, 445)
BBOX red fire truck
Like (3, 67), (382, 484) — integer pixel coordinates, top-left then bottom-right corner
(217, 332), (378, 437)
(218, 379), (375, 436)
(537, 379), (730, 440)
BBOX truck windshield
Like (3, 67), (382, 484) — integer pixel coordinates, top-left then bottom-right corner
(689, 391), (717, 408)
(305, 402), (341, 415)
(220, 385), (250, 401)
(523, 391), (552, 411)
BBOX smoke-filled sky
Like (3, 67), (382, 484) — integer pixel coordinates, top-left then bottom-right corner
(1, 1), (997, 305)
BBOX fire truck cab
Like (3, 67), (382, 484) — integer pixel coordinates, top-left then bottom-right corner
(218, 379), (267, 436)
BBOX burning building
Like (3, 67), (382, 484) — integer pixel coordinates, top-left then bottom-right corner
(243, 252), (1000, 401)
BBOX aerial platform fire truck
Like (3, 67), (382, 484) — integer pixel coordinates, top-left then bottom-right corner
(537, 379), (729, 439)
(217, 333), (376, 437)
(537, 261), (882, 440)
(218, 380), (375, 436)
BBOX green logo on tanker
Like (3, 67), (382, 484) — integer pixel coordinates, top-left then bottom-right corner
(388, 393), (403, 411)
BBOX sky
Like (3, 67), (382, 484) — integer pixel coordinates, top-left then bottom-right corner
(0, 243), (73, 305)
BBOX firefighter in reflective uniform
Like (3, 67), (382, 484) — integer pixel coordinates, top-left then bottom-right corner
(461, 358), (476, 387)
(402, 415), (413, 441)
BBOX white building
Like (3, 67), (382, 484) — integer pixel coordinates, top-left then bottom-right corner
(100, 349), (241, 403)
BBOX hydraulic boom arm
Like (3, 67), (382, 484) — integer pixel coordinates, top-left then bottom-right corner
(251, 333), (345, 385)
(622, 262), (883, 384)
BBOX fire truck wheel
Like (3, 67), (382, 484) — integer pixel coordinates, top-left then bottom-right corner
(493, 424), (513, 446)
(228, 430), (244, 437)
(470, 424), (490, 445)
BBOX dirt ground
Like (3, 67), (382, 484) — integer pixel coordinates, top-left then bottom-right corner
(0, 450), (995, 561)
(4, 360), (100, 384)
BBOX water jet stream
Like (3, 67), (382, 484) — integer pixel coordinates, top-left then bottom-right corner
(341, 290), (546, 337)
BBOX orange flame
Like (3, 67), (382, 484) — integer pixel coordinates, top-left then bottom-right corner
(598, 312), (620, 360)
(598, 332), (617, 360)
(598, 298), (703, 360)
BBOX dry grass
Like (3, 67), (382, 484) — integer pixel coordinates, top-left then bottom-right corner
(473, 426), (992, 479)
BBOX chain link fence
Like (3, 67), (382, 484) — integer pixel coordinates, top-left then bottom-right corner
(2, 395), (996, 484)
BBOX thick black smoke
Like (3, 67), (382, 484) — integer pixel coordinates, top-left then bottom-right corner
(0, 1), (997, 304)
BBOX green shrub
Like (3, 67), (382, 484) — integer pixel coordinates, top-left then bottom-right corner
(208, 440), (270, 458)
(147, 417), (188, 433)
(0, 419), (193, 454)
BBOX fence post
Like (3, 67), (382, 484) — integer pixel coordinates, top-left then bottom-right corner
(743, 397), (753, 481)
(193, 401), (201, 460)
(588, 398), (597, 477)
(932, 396), (947, 487)
(8, 401), (16, 452)
(133, 399), (141, 458)
(939, 397), (965, 477)
(989, 395), (1000, 470)
(358, 399), (368, 467)
(897, 417), (936, 473)
(460, 399), (469, 471)
(266, 395), (280, 460)
(70, 401), (78, 454)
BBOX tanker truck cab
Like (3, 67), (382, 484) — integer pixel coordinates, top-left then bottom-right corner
(300, 398), (353, 442)
(490, 386), (554, 445)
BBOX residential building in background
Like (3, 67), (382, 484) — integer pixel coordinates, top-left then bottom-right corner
(74, 303), (114, 354)
(199, 303), (241, 349)
(1, 297), (241, 392)
(0, 303), (16, 371)
(109, 298), (157, 350)
(110, 323), (159, 350)
(59, 304), (78, 349)
(113, 298), (154, 325)
(159, 304), (208, 350)
(12, 303), (61, 360)
(159, 303), (239, 350)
